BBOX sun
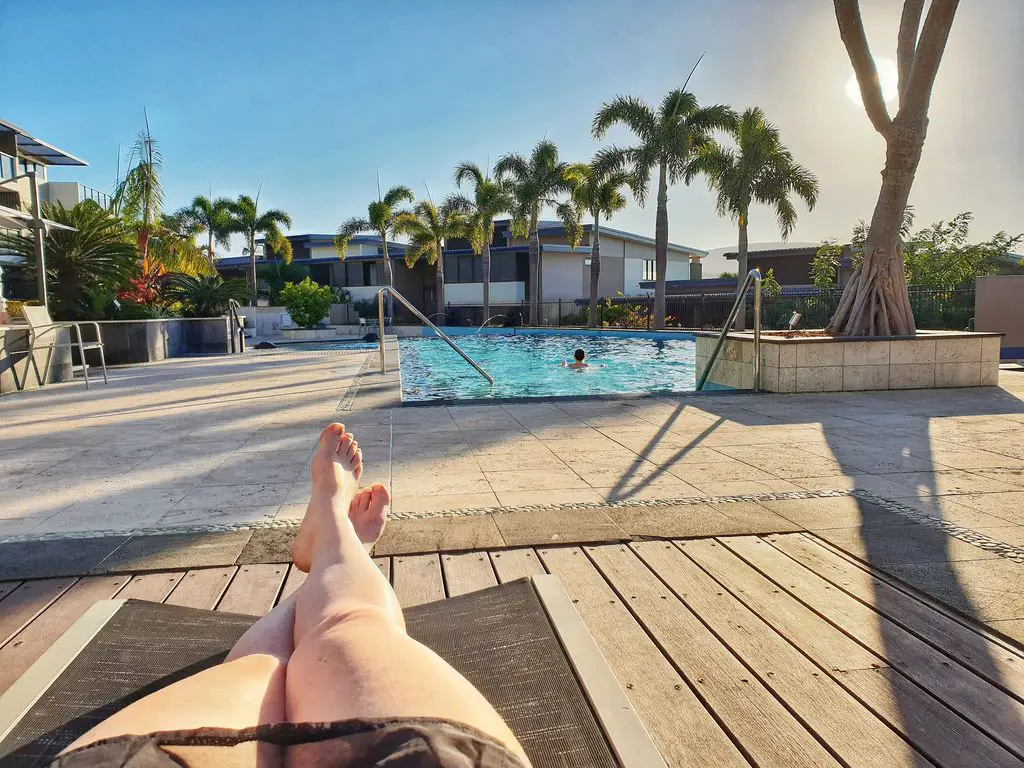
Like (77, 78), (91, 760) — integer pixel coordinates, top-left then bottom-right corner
(845, 57), (899, 106)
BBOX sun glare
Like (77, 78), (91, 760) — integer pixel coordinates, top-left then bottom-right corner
(845, 57), (899, 106)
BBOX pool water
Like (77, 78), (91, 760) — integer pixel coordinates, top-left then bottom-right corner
(399, 332), (696, 401)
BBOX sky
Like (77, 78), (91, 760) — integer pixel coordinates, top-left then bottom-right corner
(4, 0), (1021, 258)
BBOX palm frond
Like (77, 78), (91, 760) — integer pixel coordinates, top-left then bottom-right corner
(382, 185), (414, 208)
(335, 217), (372, 258)
(494, 152), (529, 182)
(454, 162), (486, 188)
(659, 89), (699, 121)
(592, 95), (657, 140)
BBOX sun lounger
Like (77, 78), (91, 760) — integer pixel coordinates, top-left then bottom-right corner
(0, 576), (664, 768)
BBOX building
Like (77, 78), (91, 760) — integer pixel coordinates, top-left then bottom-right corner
(225, 220), (705, 322)
(721, 244), (854, 288)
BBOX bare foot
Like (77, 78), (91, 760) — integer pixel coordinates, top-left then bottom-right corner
(348, 483), (390, 551)
(291, 423), (362, 571)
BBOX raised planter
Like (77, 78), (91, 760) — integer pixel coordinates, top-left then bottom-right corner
(694, 330), (1002, 393)
(281, 327), (336, 340)
(87, 317), (231, 365)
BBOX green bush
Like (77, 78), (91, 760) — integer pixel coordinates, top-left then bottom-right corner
(352, 298), (378, 318)
(280, 277), (334, 328)
(163, 275), (251, 317)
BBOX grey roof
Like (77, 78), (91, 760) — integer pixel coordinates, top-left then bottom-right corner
(0, 118), (87, 167)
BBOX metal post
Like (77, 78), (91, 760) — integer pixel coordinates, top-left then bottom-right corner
(377, 288), (387, 374)
(28, 172), (47, 310)
(752, 276), (762, 392)
(558, 298), (562, 326)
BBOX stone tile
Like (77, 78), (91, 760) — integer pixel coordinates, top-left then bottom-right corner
(936, 338), (982, 363)
(981, 337), (1001, 363)
(204, 451), (310, 486)
(274, 504), (307, 521)
(236, 528), (297, 564)
(484, 469), (588, 492)
(988, 619), (1024, 644)
(93, 530), (254, 572)
(664, 460), (776, 485)
(883, 470), (1020, 496)
(174, 483), (294, 510)
(607, 503), (737, 538)
(704, 500), (806, 534)
(778, 344), (797, 368)
(894, 496), (1012, 529)
(759, 496), (914, 530)
(843, 341), (891, 366)
(495, 488), (605, 507)
(373, 515), (504, 556)
(473, 452), (564, 473)
(759, 343), (780, 369)
(935, 363), (981, 388)
(696, 479), (804, 496)
(969, 467), (1024, 488)
(888, 363), (935, 389)
(392, 492), (499, 514)
(816, 523), (1000, 566)
(596, 481), (708, 503)
(393, 472), (492, 496)
(0, 536), (129, 579)
(890, 339), (936, 364)
(980, 362), (1000, 386)
(796, 343), (844, 368)
(157, 505), (280, 527)
(884, 559), (1024, 622)
(926, 449), (1024, 471)
(842, 365), (890, 391)
(775, 366), (797, 393)
(492, 507), (627, 547)
(925, 492), (1024, 524)
(795, 366), (843, 393)
(977, 526), (1024, 547)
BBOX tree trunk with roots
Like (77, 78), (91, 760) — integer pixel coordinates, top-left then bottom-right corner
(734, 216), (749, 331)
(481, 241), (491, 323)
(826, 0), (958, 336)
(653, 161), (669, 330)
(588, 212), (601, 327)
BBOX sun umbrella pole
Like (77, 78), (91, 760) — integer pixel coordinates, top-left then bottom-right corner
(28, 171), (47, 311)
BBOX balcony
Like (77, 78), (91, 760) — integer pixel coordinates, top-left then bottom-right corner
(78, 184), (110, 208)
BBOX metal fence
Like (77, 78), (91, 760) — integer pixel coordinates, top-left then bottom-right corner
(438, 287), (977, 332)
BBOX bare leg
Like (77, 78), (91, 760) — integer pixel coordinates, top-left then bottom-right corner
(285, 425), (529, 765)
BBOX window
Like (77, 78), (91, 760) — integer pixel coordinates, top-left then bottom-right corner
(642, 260), (656, 281)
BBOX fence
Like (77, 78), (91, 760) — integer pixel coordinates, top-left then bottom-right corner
(437, 287), (976, 332)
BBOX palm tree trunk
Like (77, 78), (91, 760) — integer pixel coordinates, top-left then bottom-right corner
(588, 211), (601, 327)
(207, 231), (215, 267)
(734, 216), (749, 331)
(528, 215), (540, 326)
(826, 122), (921, 336)
(382, 236), (395, 320)
(435, 238), (445, 319)
(482, 242), (491, 323)
(248, 233), (257, 306)
(653, 161), (668, 330)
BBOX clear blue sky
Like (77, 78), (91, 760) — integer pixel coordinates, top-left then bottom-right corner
(6, 0), (1021, 256)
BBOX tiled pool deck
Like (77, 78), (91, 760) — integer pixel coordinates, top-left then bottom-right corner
(1, 346), (1023, 639)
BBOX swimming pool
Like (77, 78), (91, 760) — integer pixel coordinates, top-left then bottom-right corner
(398, 331), (697, 401)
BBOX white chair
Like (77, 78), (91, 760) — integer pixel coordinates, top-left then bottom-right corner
(20, 305), (108, 389)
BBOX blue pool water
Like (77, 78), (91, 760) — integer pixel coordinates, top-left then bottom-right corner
(399, 332), (696, 401)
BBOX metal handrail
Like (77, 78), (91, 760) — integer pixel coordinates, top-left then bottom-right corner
(376, 287), (494, 384)
(695, 268), (762, 392)
(227, 299), (245, 354)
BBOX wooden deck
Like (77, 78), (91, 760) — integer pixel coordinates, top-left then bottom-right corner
(1, 533), (1022, 767)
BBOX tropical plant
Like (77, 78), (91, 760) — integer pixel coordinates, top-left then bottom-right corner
(280, 277), (334, 328)
(593, 89), (736, 328)
(759, 267), (782, 299)
(177, 195), (235, 265)
(335, 185), (414, 319)
(229, 194), (293, 304)
(0, 201), (136, 319)
(148, 211), (216, 277)
(445, 162), (512, 321)
(393, 200), (466, 317)
(564, 159), (630, 326)
(718, 271), (738, 279)
(688, 107), (818, 328)
(112, 114), (162, 264)
(826, 0), (959, 336)
(256, 261), (310, 305)
(163, 274), (251, 317)
(494, 141), (578, 325)
(901, 213), (1021, 288)
(811, 240), (843, 289)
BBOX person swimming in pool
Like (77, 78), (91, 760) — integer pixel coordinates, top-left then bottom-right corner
(561, 348), (605, 369)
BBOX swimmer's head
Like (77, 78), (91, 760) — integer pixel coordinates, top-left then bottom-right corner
(574, 349), (585, 362)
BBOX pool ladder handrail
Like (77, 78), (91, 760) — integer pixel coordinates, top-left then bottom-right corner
(376, 287), (494, 385)
(695, 268), (762, 392)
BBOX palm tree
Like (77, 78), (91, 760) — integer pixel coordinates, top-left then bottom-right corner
(177, 195), (235, 265)
(0, 201), (136, 319)
(149, 211), (217, 277)
(593, 90), (736, 329)
(494, 141), (578, 325)
(229, 194), (293, 304)
(393, 200), (466, 318)
(335, 185), (414, 319)
(112, 115), (162, 265)
(564, 159), (630, 326)
(445, 163), (511, 321)
(164, 274), (252, 317)
(688, 107), (819, 329)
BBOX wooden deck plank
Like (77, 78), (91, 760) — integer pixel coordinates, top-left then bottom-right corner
(441, 552), (497, 597)
(373, 557), (391, 583)
(0, 575), (129, 696)
(164, 567), (237, 610)
(722, 536), (1024, 760)
(0, 578), (77, 649)
(685, 538), (1024, 768)
(770, 533), (1024, 694)
(537, 546), (748, 768)
(588, 544), (840, 768)
(637, 541), (960, 768)
(217, 564), (288, 616)
(391, 554), (444, 607)
(278, 565), (307, 603)
(489, 548), (545, 582)
(114, 572), (185, 602)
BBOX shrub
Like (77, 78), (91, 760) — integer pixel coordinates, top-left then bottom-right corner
(280, 277), (333, 328)
(352, 298), (378, 318)
(163, 274), (251, 317)
(332, 286), (352, 303)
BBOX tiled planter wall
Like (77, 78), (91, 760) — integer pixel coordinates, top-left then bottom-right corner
(695, 332), (1001, 393)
